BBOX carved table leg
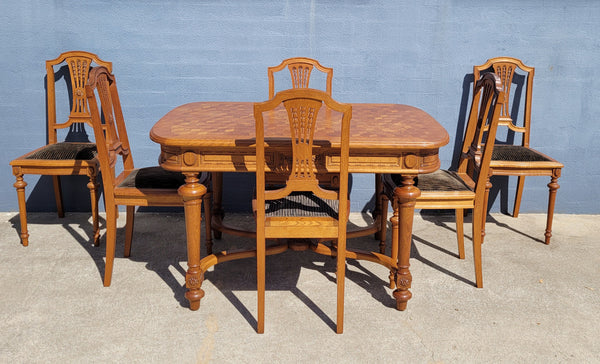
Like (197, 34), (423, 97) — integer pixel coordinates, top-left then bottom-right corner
(13, 171), (29, 246)
(545, 169), (561, 245)
(178, 173), (208, 310)
(392, 175), (420, 311)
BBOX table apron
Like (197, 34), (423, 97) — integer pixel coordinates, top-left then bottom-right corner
(158, 145), (441, 175)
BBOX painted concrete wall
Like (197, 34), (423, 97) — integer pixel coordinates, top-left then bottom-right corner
(1, 1), (598, 214)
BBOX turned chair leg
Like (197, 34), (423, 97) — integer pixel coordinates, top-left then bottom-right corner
(14, 173), (30, 246)
(545, 172), (560, 245)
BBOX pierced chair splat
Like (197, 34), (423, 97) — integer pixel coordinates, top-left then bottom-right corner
(380, 73), (505, 289)
(10, 51), (112, 246)
(85, 66), (212, 287)
(253, 88), (351, 334)
(474, 57), (563, 244)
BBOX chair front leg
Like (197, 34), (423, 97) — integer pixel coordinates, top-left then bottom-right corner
(13, 170), (29, 246)
(455, 209), (465, 259)
(545, 169), (561, 245)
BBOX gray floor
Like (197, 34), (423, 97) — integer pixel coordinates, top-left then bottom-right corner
(1, 211), (598, 363)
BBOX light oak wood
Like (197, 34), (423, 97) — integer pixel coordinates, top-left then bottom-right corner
(9, 51), (111, 246)
(254, 88), (351, 333)
(268, 57), (333, 99)
(150, 98), (449, 318)
(380, 73), (505, 289)
(85, 66), (211, 287)
(474, 57), (563, 244)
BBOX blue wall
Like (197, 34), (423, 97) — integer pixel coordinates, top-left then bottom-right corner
(1, 1), (599, 213)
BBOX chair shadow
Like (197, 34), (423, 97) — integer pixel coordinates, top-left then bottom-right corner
(8, 212), (108, 278)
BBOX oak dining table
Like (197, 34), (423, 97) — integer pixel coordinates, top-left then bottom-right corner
(149, 101), (449, 312)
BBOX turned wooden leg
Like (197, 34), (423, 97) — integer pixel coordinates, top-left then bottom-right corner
(52, 175), (65, 218)
(13, 171), (29, 246)
(179, 173), (207, 311)
(545, 169), (561, 245)
(512, 176), (526, 218)
(87, 170), (101, 246)
(392, 175), (420, 311)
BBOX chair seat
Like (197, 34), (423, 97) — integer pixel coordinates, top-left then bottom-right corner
(390, 169), (473, 192)
(24, 142), (97, 160)
(264, 191), (339, 218)
(118, 167), (209, 190)
(492, 145), (553, 162)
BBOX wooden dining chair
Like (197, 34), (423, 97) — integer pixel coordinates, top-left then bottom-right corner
(85, 66), (211, 287)
(10, 51), (111, 246)
(253, 88), (352, 334)
(268, 57), (333, 99)
(474, 57), (563, 244)
(379, 73), (505, 288)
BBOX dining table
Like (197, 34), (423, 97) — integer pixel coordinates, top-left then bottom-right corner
(149, 101), (449, 312)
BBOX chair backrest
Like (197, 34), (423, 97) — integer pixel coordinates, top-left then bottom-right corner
(473, 57), (534, 147)
(254, 88), (352, 222)
(458, 73), (505, 197)
(268, 57), (333, 99)
(46, 51), (112, 144)
(85, 66), (133, 197)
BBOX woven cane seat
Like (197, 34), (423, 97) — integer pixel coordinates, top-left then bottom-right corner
(25, 142), (97, 160)
(264, 191), (339, 218)
(492, 145), (551, 162)
(118, 167), (209, 190)
(390, 169), (473, 192)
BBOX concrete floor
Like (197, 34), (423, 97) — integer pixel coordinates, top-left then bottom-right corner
(1, 211), (598, 363)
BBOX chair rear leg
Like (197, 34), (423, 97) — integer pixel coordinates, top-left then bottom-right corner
(336, 238), (346, 334)
(52, 175), (65, 218)
(257, 233), (266, 334)
(13, 173), (29, 246)
(472, 207), (484, 288)
(124, 206), (135, 257)
(455, 209), (465, 259)
(104, 205), (118, 287)
(87, 172), (101, 246)
(512, 176), (526, 218)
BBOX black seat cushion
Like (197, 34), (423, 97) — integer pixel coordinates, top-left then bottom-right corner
(265, 191), (339, 218)
(118, 167), (187, 189)
(26, 142), (97, 160)
(391, 169), (472, 192)
(492, 145), (551, 162)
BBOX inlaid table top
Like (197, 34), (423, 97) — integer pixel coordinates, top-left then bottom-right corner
(150, 102), (449, 150)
